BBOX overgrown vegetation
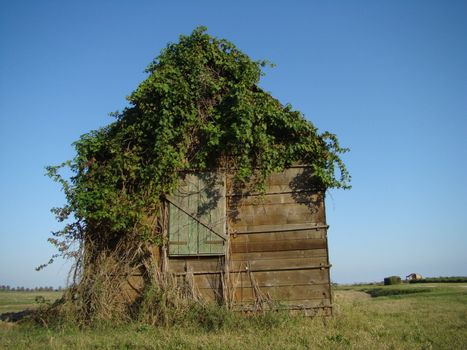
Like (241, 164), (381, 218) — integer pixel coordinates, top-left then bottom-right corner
(40, 27), (350, 324)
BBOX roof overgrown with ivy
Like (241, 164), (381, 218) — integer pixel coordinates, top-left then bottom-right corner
(46, 27), (350, 255)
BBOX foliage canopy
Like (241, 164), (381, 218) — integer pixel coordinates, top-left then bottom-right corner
(46, 27), (350, 264)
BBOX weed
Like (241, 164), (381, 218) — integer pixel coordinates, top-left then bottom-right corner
(327, 333), (351, 345)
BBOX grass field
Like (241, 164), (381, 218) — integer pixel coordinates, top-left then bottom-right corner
(0, 291), (62, 314)
(0, 283), (466, 349)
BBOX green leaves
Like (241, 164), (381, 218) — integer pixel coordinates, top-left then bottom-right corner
(47, 26), (350, 260)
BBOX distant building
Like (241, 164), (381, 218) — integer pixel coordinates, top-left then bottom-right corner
(406, 273), (423, 281)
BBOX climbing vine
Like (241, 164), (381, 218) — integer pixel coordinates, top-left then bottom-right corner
(45, 26), (350, 269)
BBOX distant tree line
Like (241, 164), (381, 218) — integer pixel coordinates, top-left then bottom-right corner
(409, 276), (467, 283)
(0, 285), (63, 292)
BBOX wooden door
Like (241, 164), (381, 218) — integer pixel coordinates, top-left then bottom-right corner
(167, 172), (226, 256)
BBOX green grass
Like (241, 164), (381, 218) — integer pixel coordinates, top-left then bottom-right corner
(1, 284), (466, 349)
(0, 291), (62, 314)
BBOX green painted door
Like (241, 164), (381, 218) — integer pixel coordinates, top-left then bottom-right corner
(167, 172), (226, 256)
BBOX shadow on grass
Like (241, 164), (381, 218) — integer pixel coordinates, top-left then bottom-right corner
(0, 310), (32, 322)
(362, 288), (432, 298)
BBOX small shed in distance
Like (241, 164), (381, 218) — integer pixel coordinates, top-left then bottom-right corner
(147, 165), (333, 316)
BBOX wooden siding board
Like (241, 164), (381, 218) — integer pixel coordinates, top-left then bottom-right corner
(231, 229), (326, 243)
(230, 256), (328, 271)
(193, 274), (223, 289)
(241, 269), (329, 287)
(233, 284), (330, 301)
(226, 168), (322, 194)
(231, 248), (328, 261)
(233, 202), (320, 217)
(231, 210), (324, 227)
(177, 268), (330, 290)
(229, 192), (323, 206)
(167, 257), (224, 274)
(231, 223), (326, 234)
(231, 238), (327, 253)
(267, 168), (310, 186)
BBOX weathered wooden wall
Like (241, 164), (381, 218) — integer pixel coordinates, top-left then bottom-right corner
(226, 167), (332, 315)
(162, 166), (332, 315)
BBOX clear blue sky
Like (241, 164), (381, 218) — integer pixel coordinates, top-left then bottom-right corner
(1, 1), (466, 287)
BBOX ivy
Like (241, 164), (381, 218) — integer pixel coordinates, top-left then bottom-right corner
(45, 27), (350, 264)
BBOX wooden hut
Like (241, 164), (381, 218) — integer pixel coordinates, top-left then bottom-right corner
(135, 165), (333, 316)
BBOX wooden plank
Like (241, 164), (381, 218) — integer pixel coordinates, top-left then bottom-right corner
(172, 274), (223, 296)
(169, 201), (179, 255)
(227, 270), (329, 289)
(171, 264), (330, 276)
(233, 284), (330, 301)
(230, 256), (328, 271)
(228, 192), (323, 205)
(226, 184), (297, 195)
(267, 167), (313, 186)
(198, 227), (225, 254)
(231, 248), (328, 261)
(225, 167), (302, 186)
(228, 270), (329, 289)
(231, 229), (326, 243)
(230, 207), (324, 227)
(231, 223), (327, 234)
(168, 257), (224, 274)
(233, 202), (320, 217)
(227, 186), (324, 197)
(226, 167), (322, 193)
(192, 274), (223, 289)
(168, 241), (187, 245)
(231, 238), (326, 253)
(168, 202), (198, 255)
